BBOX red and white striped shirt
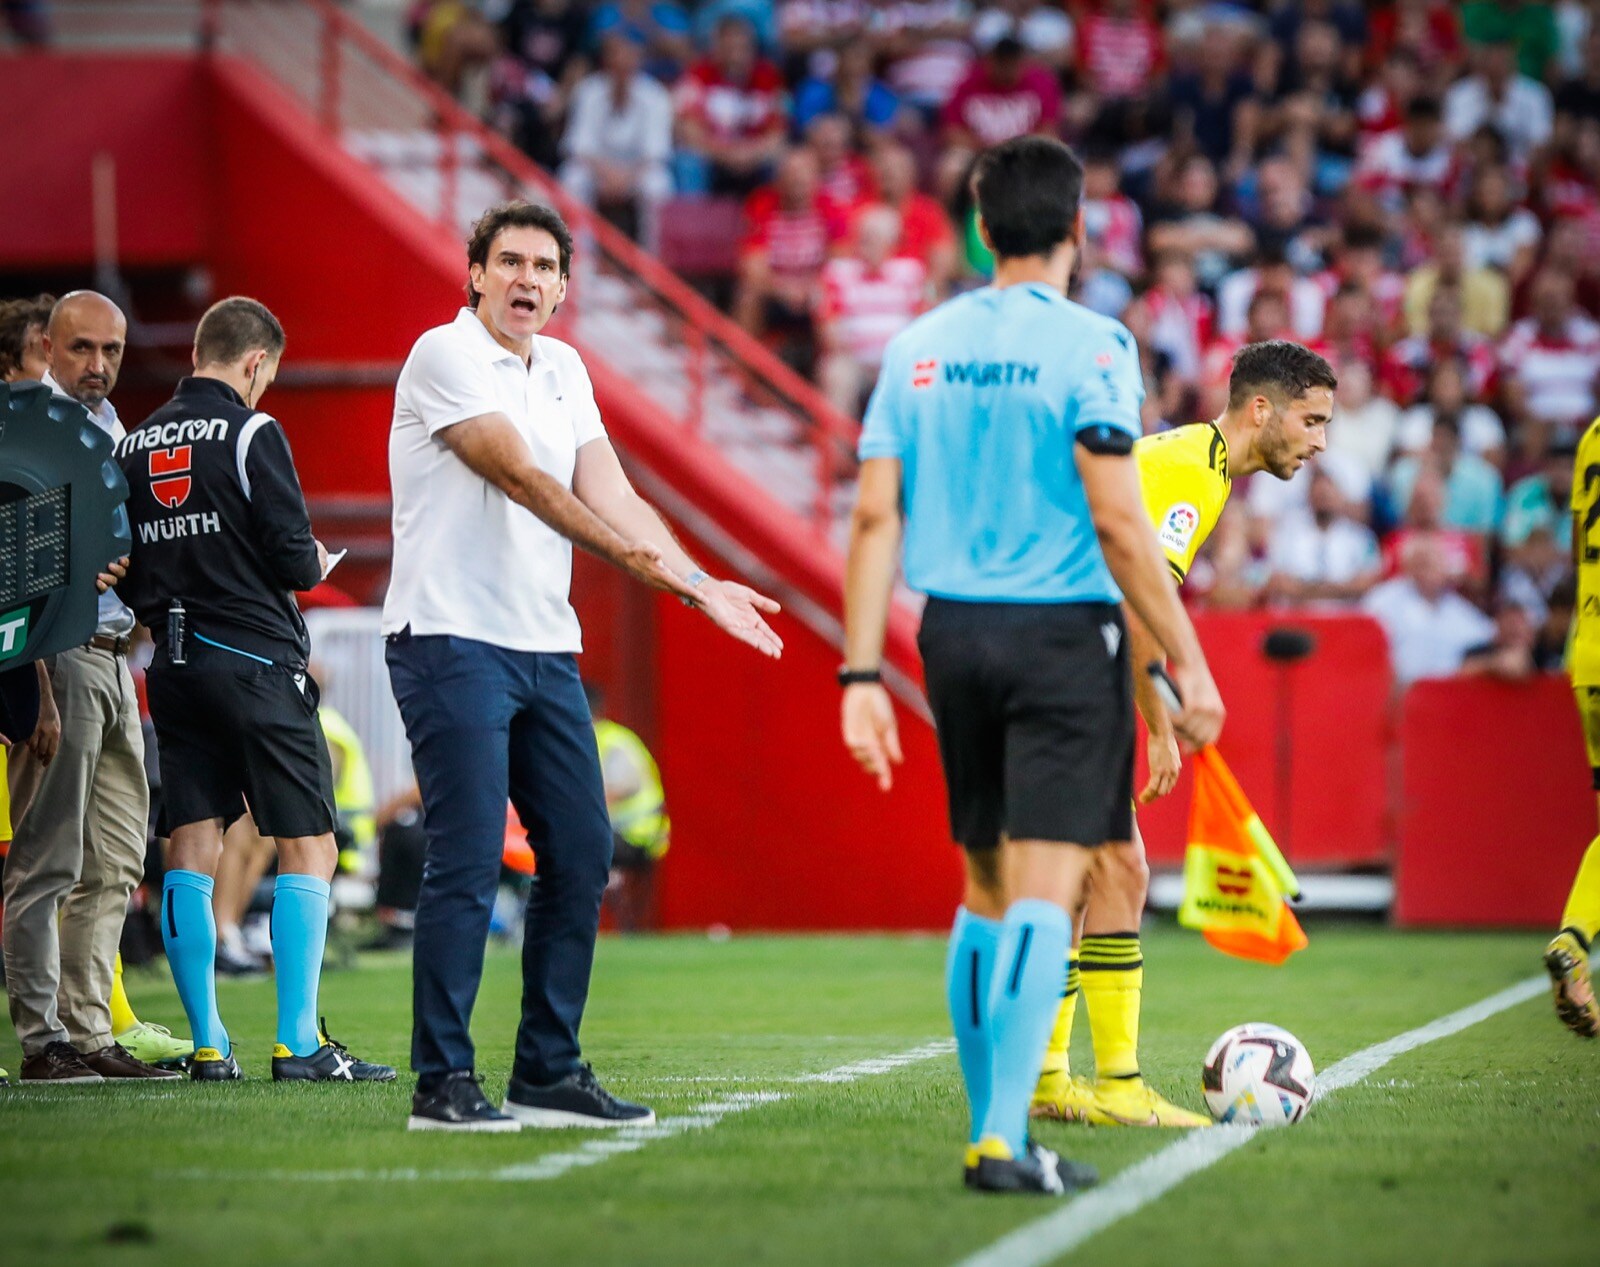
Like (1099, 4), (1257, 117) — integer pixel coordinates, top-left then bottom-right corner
(1499, 314), (1600, 434)
(819, 255), (929, 365)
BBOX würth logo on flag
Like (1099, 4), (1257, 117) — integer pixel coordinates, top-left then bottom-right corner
(150, 446), (193, 509)
(911, 359), (938, 389)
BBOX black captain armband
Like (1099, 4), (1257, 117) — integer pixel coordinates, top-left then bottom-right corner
(1076, 425), (1136, 456)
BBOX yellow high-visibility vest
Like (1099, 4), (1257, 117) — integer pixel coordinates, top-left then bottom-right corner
(595, 719), (670, 860)
(319, 704), (376, 852)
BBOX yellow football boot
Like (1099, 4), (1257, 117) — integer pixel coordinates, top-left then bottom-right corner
(1030, 1069), (1097, 1123)
(1544, 929), (1599, 1038)
(1085, 1077), (1212, 1128)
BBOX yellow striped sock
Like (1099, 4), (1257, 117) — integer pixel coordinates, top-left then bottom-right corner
(1080, 933), (1143, 1081)
(1040, 950), (1080, 1076)
(1561, 836), (1600, 945)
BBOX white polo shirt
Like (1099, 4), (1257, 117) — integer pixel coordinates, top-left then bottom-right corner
(382, 308), (607, 652)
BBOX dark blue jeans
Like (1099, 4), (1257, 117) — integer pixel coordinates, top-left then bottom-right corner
(386, 634), (612, 1082)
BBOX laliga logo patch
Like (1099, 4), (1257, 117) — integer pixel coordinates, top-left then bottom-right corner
(150, 446), (193, 510)
(1158, 502), (1200, 555)
(911, 359), (938, 389)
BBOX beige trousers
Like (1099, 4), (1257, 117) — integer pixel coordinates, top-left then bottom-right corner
(3, 646), (148, 1054)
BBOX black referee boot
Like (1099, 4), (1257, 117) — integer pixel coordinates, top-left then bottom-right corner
(408, 1071), (520, 1133)
(503, 1063), (655, 1128)
(273, 1028), (396, 1083)
(965, 1140), (1098, 1196)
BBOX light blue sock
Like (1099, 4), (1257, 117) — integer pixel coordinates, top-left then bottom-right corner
(161, 870), (229, 1057)
(979, 899), (1071, 1156)
(271, 874), (331, 1057)
(944, 906), (1002, 1145)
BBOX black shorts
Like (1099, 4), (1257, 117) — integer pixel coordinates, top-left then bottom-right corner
(917, 598), (1134, 852)
(146, 652), (336, 839)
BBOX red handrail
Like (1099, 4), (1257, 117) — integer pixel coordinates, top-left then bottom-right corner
(291, 0), (861, 461)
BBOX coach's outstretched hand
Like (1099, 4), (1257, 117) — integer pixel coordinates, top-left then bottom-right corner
(692, 579), (784, 659)
(843, 682), (902, 791)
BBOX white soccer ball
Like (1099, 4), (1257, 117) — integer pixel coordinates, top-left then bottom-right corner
(1201, 1022), (1316, 1127)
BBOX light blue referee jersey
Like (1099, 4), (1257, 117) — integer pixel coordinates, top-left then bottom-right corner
(858, 282), (1145, 604)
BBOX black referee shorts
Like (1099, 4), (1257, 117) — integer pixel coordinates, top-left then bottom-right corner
(917, 598), (1134, 852)
(146, 654), (336, 839)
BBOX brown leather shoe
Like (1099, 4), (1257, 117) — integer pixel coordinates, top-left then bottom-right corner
(80, 1042), (182, 1080)
(19, 1041), (104, 1084)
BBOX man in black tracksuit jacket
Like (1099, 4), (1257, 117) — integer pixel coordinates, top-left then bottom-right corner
(116, 296), (392, 1086)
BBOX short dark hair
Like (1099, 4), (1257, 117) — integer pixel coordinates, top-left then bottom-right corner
(972, 136), (1084, 262)
(1228, 340), (1338, 410)
(466, 200), (573, 308)
(195, 297), (285, 367)
(0, 293), (55, 379)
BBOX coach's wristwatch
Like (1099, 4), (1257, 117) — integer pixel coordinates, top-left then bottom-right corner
(837, 666), (882, 687)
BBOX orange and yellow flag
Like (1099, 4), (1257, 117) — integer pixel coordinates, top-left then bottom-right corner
(1177, 746), (1307, 965)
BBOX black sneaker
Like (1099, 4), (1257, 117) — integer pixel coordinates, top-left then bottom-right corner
(965, 1140), (1098, 1196)
(189, 1047), (243, 1082)
(273, 1019), (397, 1083)
(407, 1071), (520, 1133)
(504, 1062), (655, 1129)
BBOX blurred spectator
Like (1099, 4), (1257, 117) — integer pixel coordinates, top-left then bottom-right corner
(591, 0), (694, 82)
(1248, 446), (1374, 544)
(1555, 25), (1600, 121)
(853, 142), (957, 293)
(1461, 164), (1542, 286)
(1383, 283), (1498, 403)
(1536, 576), (1579, 668)
(1168, 23), (1259, 172)
(1395, 357), (1508, 463)
(1363, 534), (1497, 685)
(972, 0), (1075, 75)
(870, 0), (975, 122)
(1201, 288), (1295, 414)
(778, 0), (869, 82)
(559, 32), (674, 250)
(1325, 357), (1403, 480)
(1502, 435), (1578, 548)
(1381, 465), (1490, 592)
(1444, 39), (1555, 159)
(1516, 216), (1600, 318)
(1266, 19), (1361, 186)
(1076, 0), (1165, 105)
(1499, 267), (1600, 439)
(695, 0), (778, 52)
(675, 16), (788, 194)
(734, 147), (840, 354)
(1499, 519), (1572, 625)
(1403, 221), (1510, 337)
(1264, 466), (1384, 607)
(1461, 1), (1560, 80)
(1216, 244), (1327, 340)
(1, 0), (49, 44)
(1365, 1), (1463, 76)
(804, 113), (873, 212)
(816, 205), (929, 416)
(1322, 224), (1407, 336)
(939, 36), (1061, 192)
(1142, 250), (1212, 381)
(1460, 601), (1545, 679)
(1313, 283), (1380, 371)
(1081, 146), (1144, 280)
(409, 0), (499, 98)
(1146, 155), (1256, 290)
(1355, 96), (1456, 211)
(1389, 415), (1506, 534)
(1237, 156), (1321, 265)
(492, 0), (591, 169)
(791, 40), (901, 136)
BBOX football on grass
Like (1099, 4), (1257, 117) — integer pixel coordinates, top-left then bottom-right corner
(1202, 1023), (1316, 1126)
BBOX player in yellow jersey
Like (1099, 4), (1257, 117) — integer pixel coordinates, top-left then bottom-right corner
(1547, 415), (1600, 1037)
(1033, 340), (1337, 1127)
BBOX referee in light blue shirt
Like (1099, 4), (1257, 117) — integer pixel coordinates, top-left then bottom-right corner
(839, 136), (1226, 1196)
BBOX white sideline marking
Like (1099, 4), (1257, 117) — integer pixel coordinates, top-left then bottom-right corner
(166, 1039), (957, 1184)
(953, 975), (1545, 1267)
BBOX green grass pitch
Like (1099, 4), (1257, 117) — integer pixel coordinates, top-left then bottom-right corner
(1, 925), (1595, 1267)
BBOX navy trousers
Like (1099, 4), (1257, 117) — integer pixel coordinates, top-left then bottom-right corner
(386, 633), (612, 1082)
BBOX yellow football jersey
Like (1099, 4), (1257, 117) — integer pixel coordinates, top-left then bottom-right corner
(1135, 422), (1233, 585)
(1571, 416), (1600, 685)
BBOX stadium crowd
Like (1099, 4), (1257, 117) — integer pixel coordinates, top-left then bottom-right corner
(405, 0), (1596, 681)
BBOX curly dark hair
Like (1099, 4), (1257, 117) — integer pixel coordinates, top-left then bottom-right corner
(1228, 340), (1338, 410)
(465, 201), (574, 309)
(0, 293), (55, 380)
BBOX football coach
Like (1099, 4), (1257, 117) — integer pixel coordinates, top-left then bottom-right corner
(386, 200), (783, 1133)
